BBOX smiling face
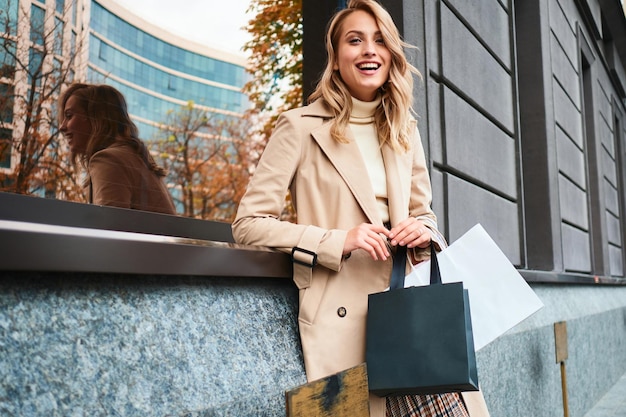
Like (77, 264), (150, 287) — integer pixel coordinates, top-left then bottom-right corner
(59, 95), (92, 155)
(333, 9), (391, 102)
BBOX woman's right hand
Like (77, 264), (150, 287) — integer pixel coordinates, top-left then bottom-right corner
(343, 223), (391, 261)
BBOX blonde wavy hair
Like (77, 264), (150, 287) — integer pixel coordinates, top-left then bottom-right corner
(308, 0), (420, 152)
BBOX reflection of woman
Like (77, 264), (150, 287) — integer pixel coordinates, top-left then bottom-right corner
(59, 83), (176, 215)
(233, 1), (488, 416)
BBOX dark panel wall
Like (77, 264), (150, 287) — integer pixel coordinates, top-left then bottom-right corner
(421, 0), (625, 276)
(552, 0), (591, 273)
(516, 0), (626, 276)
(420, 0), (522, 264)
(302, 0), (340, 101)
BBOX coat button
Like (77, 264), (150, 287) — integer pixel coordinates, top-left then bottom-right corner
(337, 307), (347, 317)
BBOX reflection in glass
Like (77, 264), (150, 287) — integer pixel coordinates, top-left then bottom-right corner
(58, 83), (177, 215)
(0, 0), (253, 222)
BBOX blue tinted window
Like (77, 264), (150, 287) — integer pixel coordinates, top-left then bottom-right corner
(54, 17), (64, 54)
(90, 1), (246, 87)
(56, 0), (65, 15)
(85, 71), (209, 138)
(30, 4), (45, 46)
(85, 72), (243, 142)
(87, 1), (250, 141)
(0, 0), (18, 34)
(88, 35), (247, 113)
(29, 49), (43, 86)
(134, 120), (161, 141)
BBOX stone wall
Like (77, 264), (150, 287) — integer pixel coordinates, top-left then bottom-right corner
(0, 272), (304, 417)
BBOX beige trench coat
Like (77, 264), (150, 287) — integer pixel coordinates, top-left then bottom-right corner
(232, 100), (489, 417)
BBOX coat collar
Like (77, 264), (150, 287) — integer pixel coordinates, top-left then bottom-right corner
(300, 99), (334, 119)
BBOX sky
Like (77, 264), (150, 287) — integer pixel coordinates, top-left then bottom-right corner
(111, 0), (253, 57)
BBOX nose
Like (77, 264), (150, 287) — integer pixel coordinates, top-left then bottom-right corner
(362, 40), (377, 56)
(59, 118), (67, 132)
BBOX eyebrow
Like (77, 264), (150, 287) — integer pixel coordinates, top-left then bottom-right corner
(344, 29), (382, 37)
(63, 105), (81, 114)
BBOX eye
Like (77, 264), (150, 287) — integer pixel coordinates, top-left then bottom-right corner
(348, 37), (362, 44)
(376, 37), (386, 45)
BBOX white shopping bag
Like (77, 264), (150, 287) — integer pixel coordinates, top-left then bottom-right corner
(405, 224), (544, 351)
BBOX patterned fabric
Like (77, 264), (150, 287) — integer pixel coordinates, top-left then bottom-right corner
(387, 393), (470, 417)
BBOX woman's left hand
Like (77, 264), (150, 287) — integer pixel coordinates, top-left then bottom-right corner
(388, 218), (431, 249)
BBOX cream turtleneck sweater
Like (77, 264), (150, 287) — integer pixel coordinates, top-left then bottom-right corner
(349, 96), (389, 223)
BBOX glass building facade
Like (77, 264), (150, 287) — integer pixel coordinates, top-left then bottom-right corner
(87, 0), (250, 140)
(1, 0), (79, 172)
(1, 0), (249, 166)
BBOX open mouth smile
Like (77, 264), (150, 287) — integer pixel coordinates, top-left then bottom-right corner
(357, 62), (381, 71)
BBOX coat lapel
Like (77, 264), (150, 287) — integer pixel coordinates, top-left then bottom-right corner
(308, 119), (383, 226)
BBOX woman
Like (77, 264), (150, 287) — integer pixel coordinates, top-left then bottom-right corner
(59, 83), (176, 215)
(233, 1), (488, 416)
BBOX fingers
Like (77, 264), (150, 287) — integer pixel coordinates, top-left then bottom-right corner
(343, 223), (391, 261)
(389, 218), (431, 248)
(342, 220), (432, 261)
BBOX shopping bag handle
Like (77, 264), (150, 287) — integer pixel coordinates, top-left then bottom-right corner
(429, 240), (442, 285)
(389, 245), (407, 290)
(389, 241), (441, 290)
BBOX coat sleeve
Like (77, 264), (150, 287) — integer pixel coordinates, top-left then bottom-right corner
(232, 111), (347, 288)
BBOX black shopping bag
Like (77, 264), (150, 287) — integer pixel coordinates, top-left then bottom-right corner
(366, 242), (479, 396)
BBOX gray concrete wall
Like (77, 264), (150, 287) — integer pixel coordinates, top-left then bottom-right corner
(478, 284), (626, 417)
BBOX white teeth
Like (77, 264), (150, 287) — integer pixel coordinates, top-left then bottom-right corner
(358, 63), (379, 70)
